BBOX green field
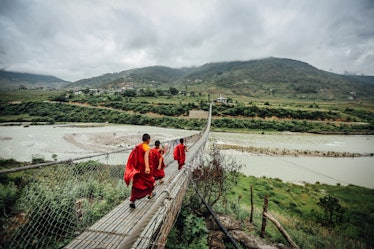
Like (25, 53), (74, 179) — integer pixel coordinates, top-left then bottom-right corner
(1, 89), (373, 135)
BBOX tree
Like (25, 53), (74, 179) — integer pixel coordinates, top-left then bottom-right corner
(122, 89), (137, 97)
(156, 89), (165, 96)
(169, 87), (179, 95)
(51, 94), (67, 102)
(192, 142), (242, 210)
(313, 195), (349, 228)
(166, 142), (241, 249)
(140, 87), (155, 97)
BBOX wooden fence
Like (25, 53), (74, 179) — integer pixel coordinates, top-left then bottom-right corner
(252, 191), (299, 249)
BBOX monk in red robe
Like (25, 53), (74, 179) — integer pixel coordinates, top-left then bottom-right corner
(128, 133), (156, 209)
(174, 138), (188, 170)
(150, 140), (165, 184)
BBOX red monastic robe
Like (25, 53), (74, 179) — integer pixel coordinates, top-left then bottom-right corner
(150, 148), (165, 180)
(127, 143), (155, 202)
(124, 145), (140, 186)
(175, 143), (186, 169)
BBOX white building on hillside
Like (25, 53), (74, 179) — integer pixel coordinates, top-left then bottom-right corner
(215, 94), (227, 104)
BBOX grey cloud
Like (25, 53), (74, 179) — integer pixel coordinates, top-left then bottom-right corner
(0, 0), (373, 81)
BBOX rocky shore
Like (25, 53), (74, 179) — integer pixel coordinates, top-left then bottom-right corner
(217, 144), (372, 158)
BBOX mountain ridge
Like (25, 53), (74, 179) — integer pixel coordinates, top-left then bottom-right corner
(1, 58), (374, 100)
(0, 70), (69, 91)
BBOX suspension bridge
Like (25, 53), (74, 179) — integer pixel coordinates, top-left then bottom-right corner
(0, 105), (212, 249)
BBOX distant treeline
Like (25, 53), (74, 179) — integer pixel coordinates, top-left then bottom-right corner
(213, 104), (343, 120)
(0, 101), (205, 130)
(67, 94), (372, 123)
(1, 101), (373, 134)
(103, 101), (197, 116)
(102, 101), (344, 121)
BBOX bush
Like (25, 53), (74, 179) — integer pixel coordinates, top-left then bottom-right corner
(313, 195), (349, 228)
(0, 182), (18, 215)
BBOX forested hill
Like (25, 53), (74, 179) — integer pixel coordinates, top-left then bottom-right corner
(2, 58), (374, 99)
(69, 57), (374, 100)
(182, 58), (374, 99)
(70, 66), (190, 89)
(0, 70), (69, 91)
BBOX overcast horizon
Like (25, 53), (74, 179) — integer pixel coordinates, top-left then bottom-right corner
(1, 0), (373, 81)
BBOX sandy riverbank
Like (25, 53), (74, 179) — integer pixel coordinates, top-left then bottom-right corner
(217, 144), (372, 157)
(63, 130), (179, 153)
(63, 132), (138, 152)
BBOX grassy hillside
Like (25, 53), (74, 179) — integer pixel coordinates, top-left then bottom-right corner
(227, 174), (374, 248)
(168, 148), (374, 248)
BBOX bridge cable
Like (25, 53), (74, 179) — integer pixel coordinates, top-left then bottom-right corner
(275, 156), (351, 185)
(190, 178), (241, 249)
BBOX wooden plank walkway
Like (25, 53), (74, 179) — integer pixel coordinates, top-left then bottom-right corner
(64, 158), (182, 249)
(65, 104), (212, 249)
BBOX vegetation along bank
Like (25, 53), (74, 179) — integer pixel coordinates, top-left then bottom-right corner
(0, 93), (373, 134)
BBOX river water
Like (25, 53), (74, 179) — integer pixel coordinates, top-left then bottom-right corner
(0, 124), (197, 162)
(1, 124), (373, 189)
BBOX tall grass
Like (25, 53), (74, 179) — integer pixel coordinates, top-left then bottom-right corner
(223, 174), (373, 248)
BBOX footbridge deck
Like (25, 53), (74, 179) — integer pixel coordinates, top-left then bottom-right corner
(64, 105), (212, 249)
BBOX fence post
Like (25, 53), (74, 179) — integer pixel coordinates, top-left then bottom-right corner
(260, 195), (268, 238)
(250, 185), (253, 223)
(263, 212), (299, 249)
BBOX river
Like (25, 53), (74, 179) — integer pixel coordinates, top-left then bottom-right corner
(1, 124), (373, 188)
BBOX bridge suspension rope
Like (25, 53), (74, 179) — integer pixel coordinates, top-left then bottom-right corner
(191, 179), (241, 249)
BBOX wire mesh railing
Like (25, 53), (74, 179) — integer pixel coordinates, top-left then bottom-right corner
(2, 158), (127, 249)
(0, 125), (207, 249)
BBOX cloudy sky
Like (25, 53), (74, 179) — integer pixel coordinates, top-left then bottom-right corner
(0, 0), (373, 81)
